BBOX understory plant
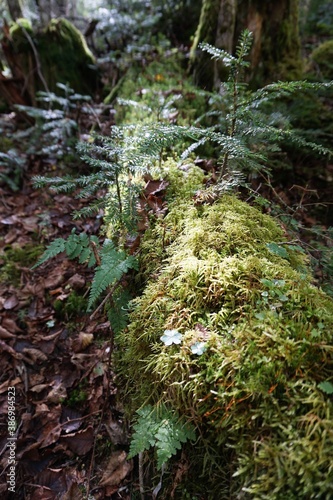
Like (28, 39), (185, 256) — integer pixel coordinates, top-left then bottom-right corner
(15, 83), (92, 159)
(183, 30), (332, 180)
(30, 32), (333, 493)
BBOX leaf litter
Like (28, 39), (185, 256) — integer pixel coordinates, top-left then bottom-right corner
(0, 163), (134, 499)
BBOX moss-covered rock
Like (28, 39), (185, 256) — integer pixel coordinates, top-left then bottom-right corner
(118, 162), (333, 498)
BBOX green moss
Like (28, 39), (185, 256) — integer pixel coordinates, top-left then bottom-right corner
(53, 290), (88, 320)
(117, 165), (333, 497)
(66, 383), (88, 408)
(0, 243), (45, 286)
(9, 18), (33, 51)
(10, 18), (98, 96)
(37, 18), (97, 95)
(111, 56), (207, 126)
(311, 39), (333, 80)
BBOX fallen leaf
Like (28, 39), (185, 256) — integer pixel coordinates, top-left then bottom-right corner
(99, 450), (131, 487)
(66, 274), (86, 290)
(61, 426), (94, 455)
(72, 332), (94, 353)
(22, 347), (48, 364)
(0, 325), (16, 339)
(30, 384), (49, 393)
(4, 295), (19, 310)
(2, 317), (23, 333)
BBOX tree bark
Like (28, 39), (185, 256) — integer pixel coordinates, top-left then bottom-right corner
(6, 0), (23, 21)
(190, 0), (302, 88)
(189, 0), (221, 89)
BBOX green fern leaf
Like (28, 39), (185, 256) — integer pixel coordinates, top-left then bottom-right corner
(318, 381), (333, 395)
(128, 405), (195, 469)
(32, 238), (66, 268)
(128, 406), (158, 458)
(107, 288), (132, 334)
(88, 242), (138, 310)
(266, 242), (289, 259)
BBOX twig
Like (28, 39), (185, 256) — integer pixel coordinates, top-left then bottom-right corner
(89, 279), (122, 321)
(17, 20), (50, 95)
(245, 183), (262, 202)
(90, 240), (101, 266)
(259, 172), (291, 210)
(86, 337), (114, 497)
(139, 452), (145, 500)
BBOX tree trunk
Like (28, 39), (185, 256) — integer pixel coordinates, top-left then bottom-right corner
(189, 0), (221, 89)
(190, 0), (302, 88)
(6, 0), (23, 21)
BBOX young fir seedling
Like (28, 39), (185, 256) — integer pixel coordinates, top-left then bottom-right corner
(181, 30), (333, 184)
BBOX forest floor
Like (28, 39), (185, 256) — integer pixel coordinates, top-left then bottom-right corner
(0, 151), (135, 499)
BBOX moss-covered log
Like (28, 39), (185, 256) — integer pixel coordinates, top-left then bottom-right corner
(117, 161), (333, 498)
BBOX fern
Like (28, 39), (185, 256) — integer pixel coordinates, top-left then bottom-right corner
(106, 288), (132, 334)
(128, 404), (195, 469)
(88, 240), (138, 310)
(32, 238), (66, 268)
(32, 229), (99, 269)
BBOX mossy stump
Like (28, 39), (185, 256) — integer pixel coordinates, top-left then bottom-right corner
(118, 163), (333, 498)
(9, 18), (98, 98)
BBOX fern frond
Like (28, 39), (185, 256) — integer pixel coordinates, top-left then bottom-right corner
(32, 238), (66, 268)
(107, 288), (132, 334)
(88, 241), (138, 310)
(128, 405), (195, 469)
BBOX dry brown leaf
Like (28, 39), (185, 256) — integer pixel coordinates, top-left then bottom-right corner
(4, 295), (19, 310)
(30, 384), (49, 393)
(44, 273), (66, 290)
(22, 347), (48, 364)
(2, 316), (23, 333)
(0, 325), (16, 339)
(70, 353), (94, 369)
(99, 450), (132, 487)
(0, 340), (21, 359)
(46, 379), (67, 404)
(72, 332), (94, 353)
(0, 376), (21, 394)
(66, 274), (86, 290)
(20, 216), (39, 232)
(61, 426), (94, 455)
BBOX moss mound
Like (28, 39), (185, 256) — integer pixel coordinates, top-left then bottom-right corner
(311, 39), (333, 80)
(118, 163), (333, 497)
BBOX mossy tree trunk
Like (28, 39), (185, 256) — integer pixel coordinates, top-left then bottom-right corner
(0, 17), (98, 107)
(6, 0), (23, 21)
(190, 0), (303, 88)
(189, 0), (222, 89)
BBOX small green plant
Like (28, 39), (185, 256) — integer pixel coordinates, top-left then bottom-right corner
(0, 243), (45, 285)
(0, 149), (26, 191)
(181, 30), (332, 183)
(33, 230), (138, 311)
(14, 83), (92, 158)
(128, 404), (195, 469)
(34, 126), (149, 233)
(66, 384), (88, 408)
